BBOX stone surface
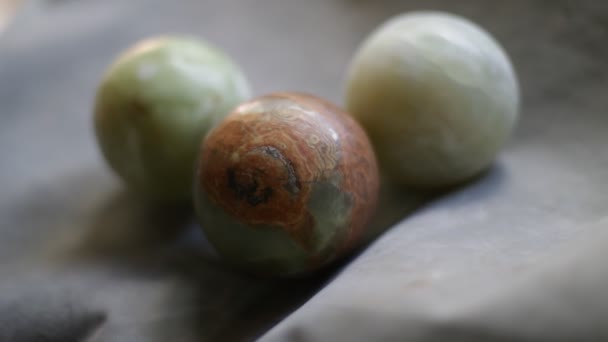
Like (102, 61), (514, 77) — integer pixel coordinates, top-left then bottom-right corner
(346, 12), (519, 188)
(195, 93), (379, 276)
(95, 36), (251, 201)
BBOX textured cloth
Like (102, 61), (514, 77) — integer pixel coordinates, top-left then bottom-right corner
(1, 0), (607, 341)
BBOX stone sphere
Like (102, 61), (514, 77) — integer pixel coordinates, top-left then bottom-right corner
(346, 12), (519, 188)
(194, 93), (379, 276)
(94, 36), (250, 201)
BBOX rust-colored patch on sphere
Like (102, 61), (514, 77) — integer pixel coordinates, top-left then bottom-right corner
(197, 92), (379, 258)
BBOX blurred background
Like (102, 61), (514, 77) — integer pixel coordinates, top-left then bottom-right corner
(0, 0), (19, 32)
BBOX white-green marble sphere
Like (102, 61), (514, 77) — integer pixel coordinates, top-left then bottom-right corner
(95, 36), (251, 201)
(346, 12), (519, 188)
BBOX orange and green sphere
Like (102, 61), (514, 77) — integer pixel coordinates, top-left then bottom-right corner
(194, 93), (379, 276)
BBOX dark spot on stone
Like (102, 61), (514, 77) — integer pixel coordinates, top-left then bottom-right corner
(255, 146), (301, 196)
(130, 98), (148, 116)
(132, 101), (145, 111)
(227, 168), (274, 206)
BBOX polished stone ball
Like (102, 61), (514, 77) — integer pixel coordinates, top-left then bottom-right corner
(346, 11), (520, 188)
(194, 93), (379, 276)
(94, 36), (250, 202)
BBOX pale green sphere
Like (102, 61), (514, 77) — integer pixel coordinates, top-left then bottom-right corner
(346, 12), (519, 188)
(95, 36), (251, 201)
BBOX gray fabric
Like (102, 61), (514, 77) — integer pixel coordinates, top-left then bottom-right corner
(0, 283), (105, 342)
(1, 0), (607, 341)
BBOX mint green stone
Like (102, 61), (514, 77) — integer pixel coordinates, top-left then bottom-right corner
(346, 12), (519, 187)
(95, 36), (250, 201)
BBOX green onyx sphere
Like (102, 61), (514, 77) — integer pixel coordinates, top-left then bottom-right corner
(94, 36), (251, 201)
(346, 12), (520, 188)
